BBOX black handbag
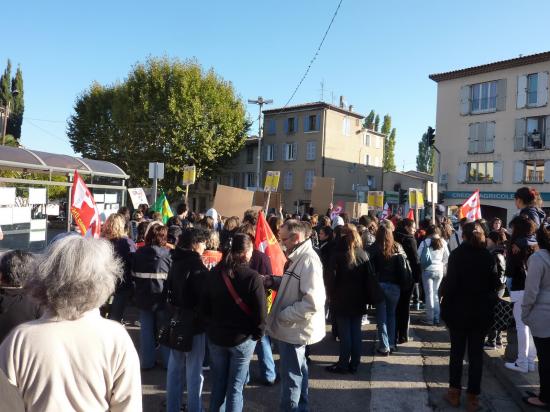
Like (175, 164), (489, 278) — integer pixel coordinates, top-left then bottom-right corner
(363, 261), (385, 305)
(396, 252), (413, 291)
(158, 308), (196, 352)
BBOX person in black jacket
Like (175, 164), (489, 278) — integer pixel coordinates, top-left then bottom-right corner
(132, 223), (172, 370)
(0, 251), (41, 343)
(164, 228), (210, 412)
(394, 218), (421, 344)
(325, 224), (373, 374)
(440, 222), (500, 411)
(200, 233), (266, 412)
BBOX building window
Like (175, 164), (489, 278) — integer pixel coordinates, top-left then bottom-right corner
(342, 116), (351, 136)
(526, 117), (546, 149)
(283, 170), (293, 190)
(468, 161), (494, 183)
(365, 154), (370, 166)
(246, 146), (254, 164)
(304, 169), (315, 190)
(265, 144), (275, 161)
(525, 160), (545, 183)
(267, 118), (276, 135)
(375, 135), (381, 149)
(246, 172), (256, 188)
(232, 173), (240, 188)
(287, 117), (296, 133)
(468, 121), (495, 154)
(284, 143), (297, 161)
(527, 73), (539, 107)
(306, 141), (316, 160)
(364, 133), (371, 146)
(471, 81), (497, 113)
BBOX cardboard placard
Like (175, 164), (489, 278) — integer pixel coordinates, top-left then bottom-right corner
(253, 191), (281, 210)
(310, 177), (334, 212)
(183, 165), (196, 186)
(212, 184), (254, 218)
(409, 189), (425, 209)
(263, 171), (280, 192)
(46, 204), (60, 216)
(128, 188), (149, 208)
(0, 187), (16, 206)
(28, 188), (47, 205)
(367, 191), (384, 209)
(104, 193), (118, 204)
(0, 208), (12, 225)
(344, 202), (370, 219)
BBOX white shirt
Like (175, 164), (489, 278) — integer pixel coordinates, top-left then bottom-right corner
(418, 237), (450, 273)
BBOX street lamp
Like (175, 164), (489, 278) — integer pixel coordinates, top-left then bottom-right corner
(1, 89), (19, 145)
(248, 96), (273, 190)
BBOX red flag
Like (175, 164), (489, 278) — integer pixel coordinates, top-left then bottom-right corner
(406, 208), (415, 220)
(255, 211), (286, 310)
(70, 170), (100, 238)
(459, 190), (482, 220)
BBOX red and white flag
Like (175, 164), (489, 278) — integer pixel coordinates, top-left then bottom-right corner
(459, 189), (482, 220)
(70, 170), (101, 238)
(380, 202), (390, 220)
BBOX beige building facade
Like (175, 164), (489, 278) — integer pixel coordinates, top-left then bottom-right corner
(262, 101), (384, 213)
(430, 51), (550, 222)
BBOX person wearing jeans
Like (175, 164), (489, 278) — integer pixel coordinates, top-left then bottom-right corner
(255, 335), (277, 384)
(264, 220), (326, 411)
(376, 282), (401, 352)
(166, 334), (206, 412)
(417, 226), (449, 325)
(208, 338), (256, 411)
(139, 308), (169, 369)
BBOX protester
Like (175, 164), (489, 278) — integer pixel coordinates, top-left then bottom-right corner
(130, 210), (144, 241)
(0, 251), (41, 343)
(0, 236), (142, 411)
(505, 216), (538, 373)
(515, 187), (546, 228)
(220, 216), (240, 252)
(361, 217), (377, 249)
(132, 224), (171, 370)
(200, 233), (266, 412)
(394, 218), (421, 343)
(201, 230), (223, 269)
(268, 215), (283, 242)
(522, 223), (550, 408)
(325, 224), (373, 374)
(264, 220), (326, 411)
(441, 222), (500, 411)
(102, 213), (137, 322)
(484, 230), (507, 349)
(165, 228), (210, 412)
(368, 225), (403, 355)
(418, 225), (449, 325)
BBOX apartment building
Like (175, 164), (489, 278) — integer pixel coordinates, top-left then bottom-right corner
(430, 51), (550, 222)
(261, 101), (385, 212)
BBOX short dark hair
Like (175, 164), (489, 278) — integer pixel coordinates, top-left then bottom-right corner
(145, 224), (168, 247)
(176, 203), (188, 215)
(178, 228), (210, 249)
(515, 186), (536, 205)
(537, 223), (550, 252)
(319, 226), (333, 239)
(168, 225), (183, 245)
(0, 250), (37, 287)
(242, 209), (258, 226)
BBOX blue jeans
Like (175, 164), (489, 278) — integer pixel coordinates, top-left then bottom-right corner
(376, 282), (401, 351)
(209, 338), (256, 412)
(276, 340), (308, 412)
(422, 270), (443, 323)
(139, 309), (170, 369)
(255, 335), (276, 383)
(166, 333), (206, 412)
(109, 288), (132, 322)
(336, 315), (363, 368)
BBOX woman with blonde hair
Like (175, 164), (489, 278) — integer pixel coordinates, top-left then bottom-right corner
(102, 213), (136, 322)
(326, 224), (373, 373)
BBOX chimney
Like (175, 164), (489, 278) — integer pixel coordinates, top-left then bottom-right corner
(339, 95), (345, 108)
(349, 105), (353, 112)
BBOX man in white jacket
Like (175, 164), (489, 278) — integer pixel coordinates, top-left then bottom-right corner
(265, 219), (326, 412)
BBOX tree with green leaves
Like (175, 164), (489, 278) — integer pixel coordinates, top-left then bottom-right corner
(374, 114), (380, 132)
(364, 110), (375, 130)
(68, 57), (249, 199)
(384, 128), (397, 172)
(0, 60), (10, 106)
(0, 60), (24, 140)
(380, 114), (391, 135)
(416, 132), (434, 173)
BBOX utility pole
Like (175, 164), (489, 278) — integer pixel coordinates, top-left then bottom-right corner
(247, 96), (273, 190)
(1, 89), (18, 145)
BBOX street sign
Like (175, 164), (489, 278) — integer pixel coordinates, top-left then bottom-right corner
(426, 181), (438, 203)
(264, 171), (280, 192)
(148, 162), (164, 180)
(353, 184), (370, 192)
(183, 165), (196, 186)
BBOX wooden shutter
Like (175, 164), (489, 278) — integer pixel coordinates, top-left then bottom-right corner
(284, 119), (289, 134)
(545, 160), (550, 183)
(537, 72), (549, 107)
(457, 163), (468, 183)
(316, 114), (321, 131)
(513, 161), (524, 183)
(294, 117), (299, 133)
(292, 142), (298, 160)
(468, 123), (478, 153)
(496, 79), (507, 111)
(485, 122), (495, 152)
(493, 161), (503, 183)
(460, 86), (471, 115)
(546, 116), (550, 149)
(514, 118), (526, 151)
(303, 116), (310, 132)
(517, 75), (527, 109)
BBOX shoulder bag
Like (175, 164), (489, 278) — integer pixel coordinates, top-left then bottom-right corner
(222, 272), (252, 316)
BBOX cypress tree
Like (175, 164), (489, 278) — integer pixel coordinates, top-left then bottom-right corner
(9, 66), (24, 139)
(0, 60), (11, 107)
(374, 114), (380, 132)
(416, 132), (434, 173)
(384, 127), (397, 172)
(364, 110), (375, 130)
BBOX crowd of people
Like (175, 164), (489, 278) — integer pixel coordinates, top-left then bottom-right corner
(0, 186), (549, 412)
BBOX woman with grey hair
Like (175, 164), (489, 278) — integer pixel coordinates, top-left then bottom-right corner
(0, 236), (142, 412)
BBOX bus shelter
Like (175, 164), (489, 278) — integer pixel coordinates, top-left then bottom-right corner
(0, 145), (129, 252)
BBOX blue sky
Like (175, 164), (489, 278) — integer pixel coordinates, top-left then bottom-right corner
(5, 0), (550, 171)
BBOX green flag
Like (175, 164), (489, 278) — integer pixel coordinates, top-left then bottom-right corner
(151, 191), (173, 224)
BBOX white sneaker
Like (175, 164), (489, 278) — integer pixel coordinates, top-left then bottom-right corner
(528, 363), (536, 372)
(504, 362), (528, 373)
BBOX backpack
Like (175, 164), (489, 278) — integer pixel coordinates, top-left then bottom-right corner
(420, 240), (432, 269)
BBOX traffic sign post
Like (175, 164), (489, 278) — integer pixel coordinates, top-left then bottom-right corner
(148, 162), (164, 204)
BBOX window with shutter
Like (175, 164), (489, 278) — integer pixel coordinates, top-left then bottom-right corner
(496, 79), (507, 111)
(304, 169), (315, 190)
(537, 72), (549, 107)
(545, 160), (550, 183)
(525, 160), (544, 183)
(471, 81), (497, 113)
(306, 141), (316, 160)
(493, 161), (503, 183)
(265, 144), (275, 161)
(468, 123), (478, 153)
(267, 119), (277, 135)
(460, 85), (471, 115)
(513, 161), (524, 183)
(517, 75), (528, 109)
(284, 143), (296, 161)
(485, 122), (495, 152)
(514, 118), (526, 151)
(527, 73), (538, 107)
(526, 116), (545, 150)
(457, 163), (468, 183)
(284, 170), (293, 190)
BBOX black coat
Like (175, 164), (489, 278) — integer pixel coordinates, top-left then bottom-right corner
(132, 245), (172, 311)
(367, 243), (402, 285)
(0, 288), (41, 343)
(440, 242), (500, 330)
(111, 237), (136, 292)
(327, 247), (372, 316)
(394, 230), (421, 283)
(165, 248), (208, 335)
